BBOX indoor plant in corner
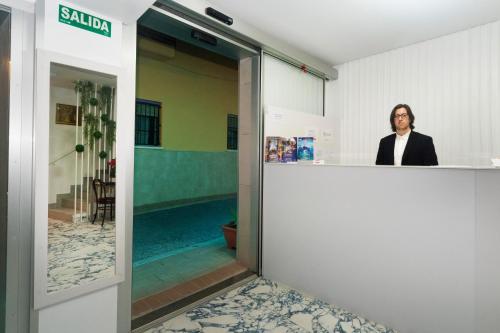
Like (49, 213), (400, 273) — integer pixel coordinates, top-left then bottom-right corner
(222, 209), (237, 249)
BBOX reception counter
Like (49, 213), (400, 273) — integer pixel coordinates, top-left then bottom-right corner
(263, 164), (500, 333)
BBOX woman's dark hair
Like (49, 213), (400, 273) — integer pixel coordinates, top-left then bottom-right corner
(390, 104), (415, 132)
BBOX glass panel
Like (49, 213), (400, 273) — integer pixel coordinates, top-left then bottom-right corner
(263, 54), (324, 116)
(48, 63), (117, 294)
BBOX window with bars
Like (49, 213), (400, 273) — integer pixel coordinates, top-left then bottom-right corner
(135, 99), (161, 146)
(227, 114), (238, 150)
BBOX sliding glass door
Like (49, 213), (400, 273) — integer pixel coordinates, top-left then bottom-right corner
(128, 6), (261, 329)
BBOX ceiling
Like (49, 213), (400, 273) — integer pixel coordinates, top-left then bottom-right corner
(9, 0), (154, 23)
(207, 0), (500, 65)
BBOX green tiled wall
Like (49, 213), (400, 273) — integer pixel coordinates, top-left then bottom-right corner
(134, 148), (237, 207)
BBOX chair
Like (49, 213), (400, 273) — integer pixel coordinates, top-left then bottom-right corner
(92, 178), (115, 226)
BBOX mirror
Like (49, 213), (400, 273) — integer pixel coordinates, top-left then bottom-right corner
(34, 51), (123, 309)
(47, 63), (117, 294)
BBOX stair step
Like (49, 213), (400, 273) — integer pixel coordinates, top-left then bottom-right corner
(48, 208), (74, 223)
(61, 197), (90, 210)
(60, 190), (92, 199)
(56, 192), (94, 209)
(70, 184), (93, 195)
(53, 171), (111, 210)
(48, 207), (92, 223)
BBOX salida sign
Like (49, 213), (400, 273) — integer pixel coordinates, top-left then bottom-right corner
(58, 4), (112, 38)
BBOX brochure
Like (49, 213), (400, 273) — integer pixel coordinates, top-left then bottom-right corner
(282, 137), (297, 163)
(297, 137), (314, 161)
(265, 136), (284, 163)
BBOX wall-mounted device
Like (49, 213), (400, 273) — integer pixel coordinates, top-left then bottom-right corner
(191, 29), (217, 46)
(205, 7), (233, 26)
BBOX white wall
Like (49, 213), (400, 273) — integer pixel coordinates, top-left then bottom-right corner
(332, 20), (500, 167)
(38, 286), (117, 333)
(37, 0), (122, 66)
(49, 87), (85, 204)
(325, 80), (341, 163)
(263, 164), (500, 333)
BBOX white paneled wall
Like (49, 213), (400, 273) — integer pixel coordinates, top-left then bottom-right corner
(332, 20), (500, 166)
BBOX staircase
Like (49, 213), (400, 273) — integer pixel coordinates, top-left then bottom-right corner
(49, 176), (95, 223)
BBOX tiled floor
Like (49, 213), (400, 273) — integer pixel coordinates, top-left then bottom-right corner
(143, 277), (398, 333)
(133, 238), (236, 301)
(133, 261), (248, 319)
(47, 218), (115, 294)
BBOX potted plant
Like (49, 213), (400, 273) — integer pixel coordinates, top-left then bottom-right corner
(222, 209), (237, 249)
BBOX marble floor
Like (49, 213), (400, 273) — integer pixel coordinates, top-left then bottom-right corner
(144, 277), (398, 333)
(47, 218), (115, 294)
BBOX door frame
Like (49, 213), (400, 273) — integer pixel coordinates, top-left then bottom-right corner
(0, 6), (11, 332)
(5, 5), (36, 333)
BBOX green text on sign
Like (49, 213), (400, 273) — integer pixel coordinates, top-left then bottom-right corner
(58, 4), (111, 38)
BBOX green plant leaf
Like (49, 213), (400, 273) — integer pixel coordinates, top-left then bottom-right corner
(93, 131), (103, 140)
(98, 85), (113, 113)
(105, 120), (116, 150)
(83, 112), (99, 149)
(74, 80), (95, 113)
(75, 144), (85, 153)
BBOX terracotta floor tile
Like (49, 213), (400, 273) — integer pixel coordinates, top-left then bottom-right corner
(132, 261), (249, 319)
(132, 300), (151, 317)
(144, 296), (165, 310)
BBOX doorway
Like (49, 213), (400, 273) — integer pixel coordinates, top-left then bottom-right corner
(0, 7), (11, 331)
(131, 4), (261, 329)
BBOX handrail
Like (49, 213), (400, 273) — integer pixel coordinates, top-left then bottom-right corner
(49, 144), (87, 165)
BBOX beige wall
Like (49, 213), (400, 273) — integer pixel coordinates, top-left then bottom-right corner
(136, 37), (238, 152)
